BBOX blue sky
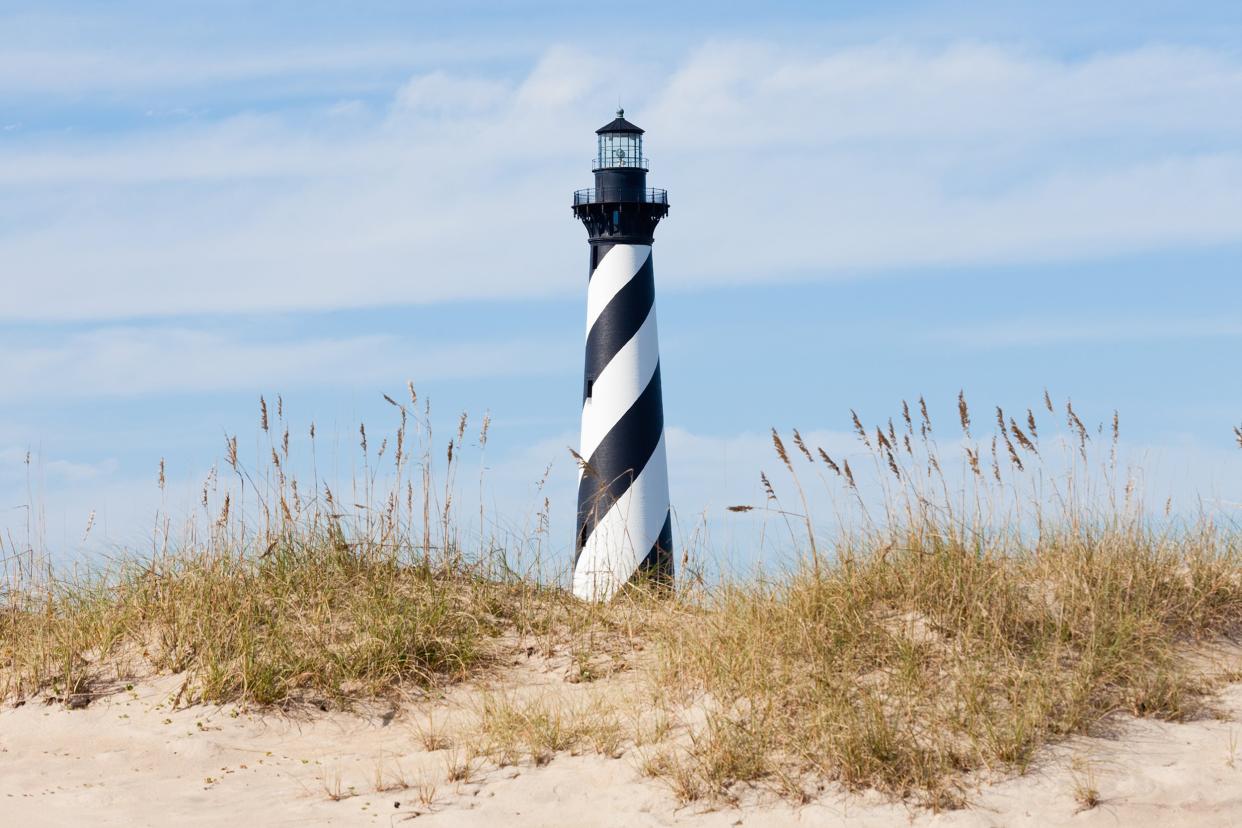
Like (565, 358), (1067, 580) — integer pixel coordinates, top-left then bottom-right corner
(3, 1), (1242, 567)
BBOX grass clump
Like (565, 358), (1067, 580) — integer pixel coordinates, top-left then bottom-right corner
(0, 389), (561, 707)
(647, 393), (1242, 807)
(0, 543), (498, 706)
(476, 693), (623, 766)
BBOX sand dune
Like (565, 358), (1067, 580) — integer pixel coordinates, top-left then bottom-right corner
(3, 662), (1241, 827)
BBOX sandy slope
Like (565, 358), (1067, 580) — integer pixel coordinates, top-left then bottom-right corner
(3, 668), (1242, 827)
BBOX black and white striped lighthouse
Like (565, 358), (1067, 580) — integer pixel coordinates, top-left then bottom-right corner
(571, 110), (673, 602)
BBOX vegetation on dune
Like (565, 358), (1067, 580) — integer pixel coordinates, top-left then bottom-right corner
(1, 542), (507, 706)
(644, 395), (1242, 806)
(0, 387), (566, 706)
(647, 523), (1242, 807)
(3, 388), (1242, 811)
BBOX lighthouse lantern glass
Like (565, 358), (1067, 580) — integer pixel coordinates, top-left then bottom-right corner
(598, 131), (643, 168)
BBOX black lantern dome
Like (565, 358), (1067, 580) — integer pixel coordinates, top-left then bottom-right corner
(572, 110), (669, 246)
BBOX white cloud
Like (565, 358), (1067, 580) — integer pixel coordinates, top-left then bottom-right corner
(0, 447), (118, 485)
(0, 327), (564, 400)
(645, 42), (1242, 147)
(396, 71), (510, 114)
(929, 315), (1242, 348)
(0, 38), (522, 97)
(2, 41), (1241, 322)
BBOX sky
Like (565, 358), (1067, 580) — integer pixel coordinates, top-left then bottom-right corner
(3, 1), (1242, 571)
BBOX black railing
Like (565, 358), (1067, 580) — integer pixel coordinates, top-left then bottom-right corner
(591, 155), (649, 171)
(573, 188), (668, 206)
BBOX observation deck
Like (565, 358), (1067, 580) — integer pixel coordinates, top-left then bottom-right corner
(573, 187), (668, 207)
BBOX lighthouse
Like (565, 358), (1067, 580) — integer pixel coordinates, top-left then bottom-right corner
(571, 109), (673, 601)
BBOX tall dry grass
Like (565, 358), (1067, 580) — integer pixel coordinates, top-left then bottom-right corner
(643, 393), (1242, 806)
(2, 388), (1242, 812)
(0, 387), (575, 706)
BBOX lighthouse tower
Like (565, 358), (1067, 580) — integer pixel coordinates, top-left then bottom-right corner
(571, 110), (673, 602)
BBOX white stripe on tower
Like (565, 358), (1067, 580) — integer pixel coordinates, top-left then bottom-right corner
(584, 244), (645, 331)
(574, 243), (672, 601)
(573, 432), (670, 600)
(579, 298), (659, 464)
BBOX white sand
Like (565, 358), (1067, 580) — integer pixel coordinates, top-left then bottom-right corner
(3, 669), (1241, 827)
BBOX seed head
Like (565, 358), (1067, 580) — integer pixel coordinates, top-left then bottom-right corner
(817, 448), (841, 475)
(771, 428), (792, 470)
(760, 471), (776, 499)
(792, 428), (813, 462)
(850, 410), (871, 448)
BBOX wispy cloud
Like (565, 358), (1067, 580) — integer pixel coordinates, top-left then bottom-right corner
(0, 326), (564, 400)
(929, 316), (1242, 348)
(3, 41), (1242, 321)
(0, 447), (117, 484)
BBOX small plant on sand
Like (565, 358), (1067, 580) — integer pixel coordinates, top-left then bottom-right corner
(413, 713), (452, 752)
(477, 694), (621, 766)
(443, 743), (483, 783)
(1070, 757), (1102, 811)
(415, 770), (438, 807)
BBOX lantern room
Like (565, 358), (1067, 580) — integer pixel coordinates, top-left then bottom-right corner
(594, 109), (646, 170)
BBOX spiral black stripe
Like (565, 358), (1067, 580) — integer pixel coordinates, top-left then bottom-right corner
(635, 511), (674, 586)
(589, 242), (616, 275)
(574, 363), (665, 558)
(582, 252), (654, 401)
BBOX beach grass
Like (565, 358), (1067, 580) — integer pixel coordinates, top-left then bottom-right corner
(2, 389), (1241, 810)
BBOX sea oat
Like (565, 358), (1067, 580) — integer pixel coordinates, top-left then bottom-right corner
(1003, 433), (1024, 471)
(1009, 419), (1037, 454)
(771, 429), (792, 470)
(760, 471), (777, 499)
(792, 429), (813, 462)
(817, 448), (841, 475)
(875, 427), (891, 451)
(965, 446), (981, 477)
(851, 410), (871, 448)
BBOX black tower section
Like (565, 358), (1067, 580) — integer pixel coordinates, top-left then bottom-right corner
(572, 110), (669, 255)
